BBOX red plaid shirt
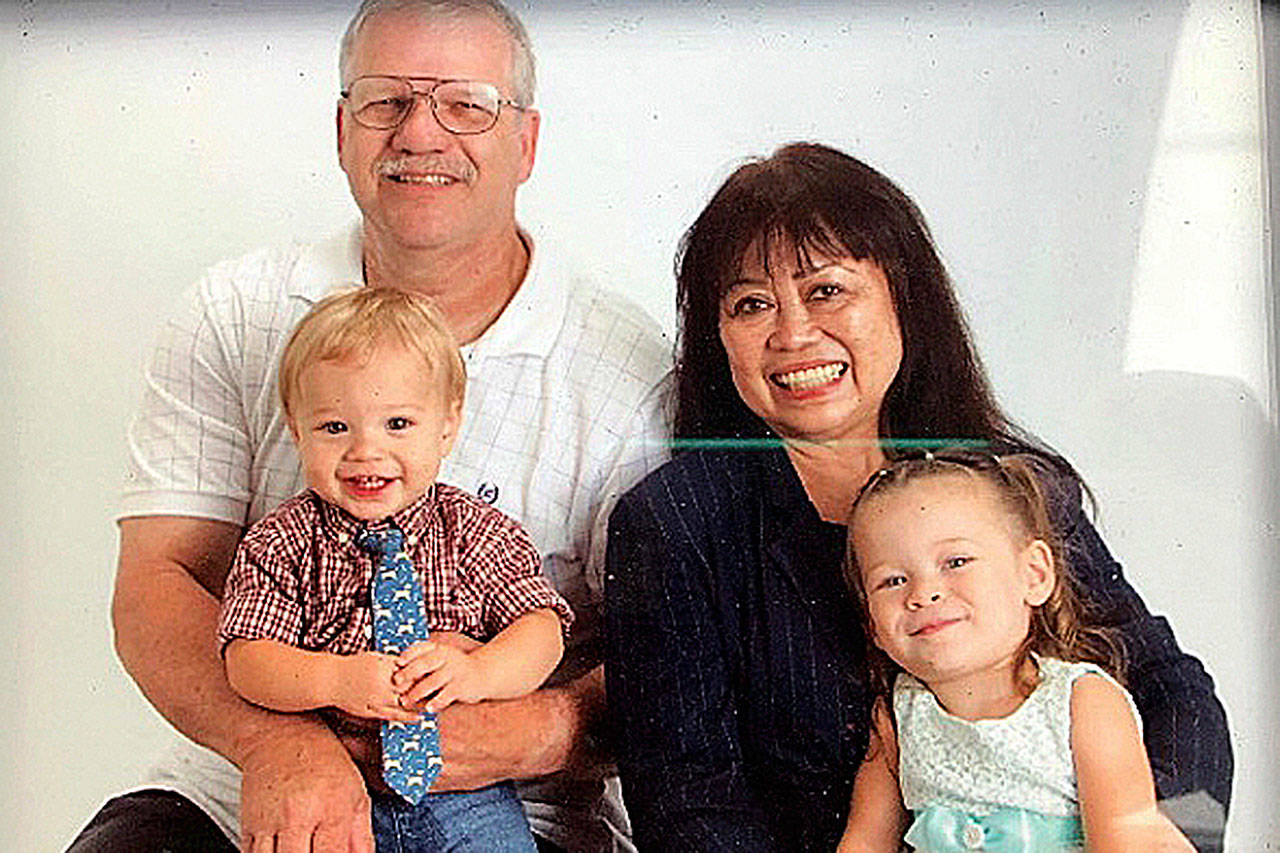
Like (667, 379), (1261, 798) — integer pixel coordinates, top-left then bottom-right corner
(218, 484), (573, 655)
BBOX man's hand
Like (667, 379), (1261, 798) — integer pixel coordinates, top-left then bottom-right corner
(114, 518), (376, 852)
(394, 640), (493, 712)
(238, 727), (375, 853)
(332, 651), (422, 722)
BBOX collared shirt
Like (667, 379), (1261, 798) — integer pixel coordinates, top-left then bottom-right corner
(217, 484), (573, 654)
(121, 223), (672, 850)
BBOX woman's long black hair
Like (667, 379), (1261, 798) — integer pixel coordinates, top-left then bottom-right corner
(673, 142), (1057, 467)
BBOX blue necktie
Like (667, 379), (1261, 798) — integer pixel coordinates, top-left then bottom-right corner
(358, 525), (443, 803)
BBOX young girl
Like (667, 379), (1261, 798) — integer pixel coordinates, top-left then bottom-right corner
(837, 450), (1194, 853)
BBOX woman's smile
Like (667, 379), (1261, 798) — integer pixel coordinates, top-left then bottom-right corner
(769, 360), (849, 394)
(718, 243), (902, 444)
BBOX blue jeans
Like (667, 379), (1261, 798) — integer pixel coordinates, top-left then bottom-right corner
(372, 782), (537, 853)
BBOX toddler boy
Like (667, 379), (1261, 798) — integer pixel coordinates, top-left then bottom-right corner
(218, 287), (572, 852)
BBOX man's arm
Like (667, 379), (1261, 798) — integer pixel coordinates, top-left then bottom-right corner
(113, 516), (375, 853)
(421, 662), (606, 791)
(312, 626), (597, 794)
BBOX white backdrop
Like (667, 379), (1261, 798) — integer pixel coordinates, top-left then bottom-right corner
(2, 0), (1274, 848)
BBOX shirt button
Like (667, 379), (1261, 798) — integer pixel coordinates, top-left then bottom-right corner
(336, 531), (349, 544)
(962, 822), (984, 849)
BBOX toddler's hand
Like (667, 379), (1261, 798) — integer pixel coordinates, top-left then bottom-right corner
(393, 640), (491, 712)
(332, 650), (423, 722)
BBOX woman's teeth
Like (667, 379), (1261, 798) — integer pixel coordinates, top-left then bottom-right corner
(772, 363), (847, 390)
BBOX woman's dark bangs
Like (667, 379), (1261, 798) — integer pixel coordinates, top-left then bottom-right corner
(794, 185), (885, 271)
(709, 195), (775, 297)
(708, 159), (890, 295)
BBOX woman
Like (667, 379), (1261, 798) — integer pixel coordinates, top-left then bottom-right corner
(603, 143), (1231, 851)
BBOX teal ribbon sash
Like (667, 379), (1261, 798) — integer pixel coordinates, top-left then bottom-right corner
(905, 804), (1083, 852)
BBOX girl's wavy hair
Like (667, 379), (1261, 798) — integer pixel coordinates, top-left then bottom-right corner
(843, 450), (1124, 705)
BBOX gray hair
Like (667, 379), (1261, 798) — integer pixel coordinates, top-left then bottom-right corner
(339, 0), (536, 106)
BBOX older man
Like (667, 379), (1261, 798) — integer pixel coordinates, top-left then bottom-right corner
(68, 2), (669, 851)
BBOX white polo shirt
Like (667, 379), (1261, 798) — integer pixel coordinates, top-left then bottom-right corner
(120, 223), (672, 851)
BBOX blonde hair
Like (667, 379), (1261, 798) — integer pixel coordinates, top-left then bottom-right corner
(844, 450), (1123, 704)
(279, 287), (466, 419)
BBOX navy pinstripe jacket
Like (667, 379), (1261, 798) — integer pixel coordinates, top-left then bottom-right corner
(604, 448), (1231, 852)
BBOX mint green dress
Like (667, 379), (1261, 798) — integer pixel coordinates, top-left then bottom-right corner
(893, 656), (1140, 852)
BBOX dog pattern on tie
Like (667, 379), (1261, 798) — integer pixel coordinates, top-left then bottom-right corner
(358, 526), (443, 803)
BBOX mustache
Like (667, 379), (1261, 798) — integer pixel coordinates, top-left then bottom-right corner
(375, 155), (475, 183)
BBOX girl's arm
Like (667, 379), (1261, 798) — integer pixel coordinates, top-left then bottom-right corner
(1051, 472), (1231, 809)
(225, 638), (420, 722)
(837, 701), (908, 853)
(1071, 674), (1195, 852)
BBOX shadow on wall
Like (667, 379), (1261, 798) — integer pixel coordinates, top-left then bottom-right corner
(1088, 368), (1278, 838)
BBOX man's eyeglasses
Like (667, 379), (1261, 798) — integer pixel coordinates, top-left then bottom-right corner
(341, 76), (527, 135)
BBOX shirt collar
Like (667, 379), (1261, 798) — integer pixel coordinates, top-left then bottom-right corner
(312, 484), (439, 544)
(289, 222), (364, 304)
(287, 221), (565, 362)
(759, 446), (831, 534)
(461, 227), (566, 362)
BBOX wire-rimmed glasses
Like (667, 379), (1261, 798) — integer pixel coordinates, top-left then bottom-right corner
(341, 75), (527, 135)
